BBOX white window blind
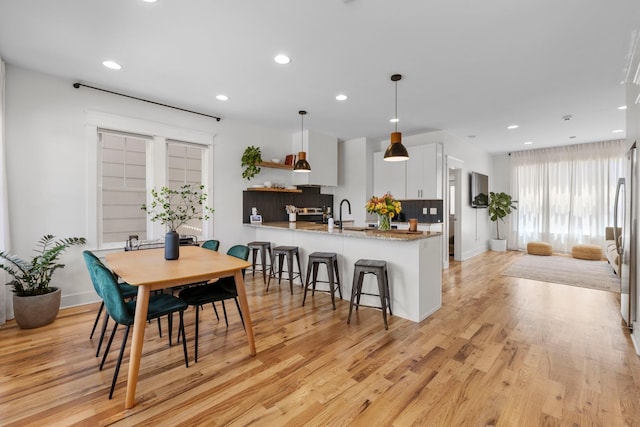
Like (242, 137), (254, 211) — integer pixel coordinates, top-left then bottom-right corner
(166, 140), (206, 236)
(100, 130), (148, 244)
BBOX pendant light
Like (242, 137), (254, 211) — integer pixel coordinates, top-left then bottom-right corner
(384, 74), (409, 162)
(294, 110), (311, 172)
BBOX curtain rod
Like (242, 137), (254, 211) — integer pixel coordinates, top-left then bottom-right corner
(72, 83), (221, 121)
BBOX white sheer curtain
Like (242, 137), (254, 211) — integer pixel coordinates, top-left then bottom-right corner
(0, 58), (9, 324)
(508, 140), (626, 254)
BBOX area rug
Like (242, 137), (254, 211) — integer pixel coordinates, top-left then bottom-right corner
(502, 254), (620, 293)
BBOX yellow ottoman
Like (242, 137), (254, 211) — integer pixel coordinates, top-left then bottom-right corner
(527, 241), (552, 256)
(571, 244), (603, 260)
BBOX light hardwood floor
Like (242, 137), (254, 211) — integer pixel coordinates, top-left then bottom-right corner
(1, 250), (639, 426)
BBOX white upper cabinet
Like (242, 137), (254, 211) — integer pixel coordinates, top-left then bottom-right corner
(373, 151), (406, 198)
(292, 130), (338, 186)
(406, 144), (442, 199)
(374, 143), (443, 200)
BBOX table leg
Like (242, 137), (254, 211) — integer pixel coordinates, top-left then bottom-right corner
(125, 285), (150, 409)
(234, 270), (256, 355)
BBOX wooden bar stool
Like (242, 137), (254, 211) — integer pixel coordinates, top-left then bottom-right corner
(267, 246), (303, 294)
(302, 252), (343, 310)
(348, 259), (392, 330)
(247, 241), (272, 284)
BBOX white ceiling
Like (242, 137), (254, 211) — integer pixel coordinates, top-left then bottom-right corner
(1, 0), (639, 154)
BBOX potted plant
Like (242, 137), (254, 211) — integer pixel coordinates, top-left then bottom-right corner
(488, 191), (517, 251)
(1, 234), (86, 329)
(241, 145), (262, 180)
(141, 184), (214, 260)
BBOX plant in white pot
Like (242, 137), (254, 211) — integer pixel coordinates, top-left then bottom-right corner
(0, 234), (86, 328)
(141, 184), (214, 260)
(488, 191), (517, 251)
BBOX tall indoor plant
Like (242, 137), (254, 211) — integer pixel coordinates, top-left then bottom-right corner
(488, 191), (517, 251)
(0, 234), (86, 328)
(141, 184), (213, 260)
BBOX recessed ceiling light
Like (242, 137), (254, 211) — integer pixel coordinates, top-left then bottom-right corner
(216, 94), (229, 101)
(335, 94), (348, 101)
(389, 118), (399, 123)
(562, 115), (573, 121)
(274, 54), (291, 65)
(507, 124), (519, 130)
(612, 129), (624, 133)
(142, 0), (157, 2)
(569, 136), (576, 139)
(618, 105), (627, 110)
(468, 135), (476, 139)
(102, 60), (121, 70)
(524, 141), (533, 145)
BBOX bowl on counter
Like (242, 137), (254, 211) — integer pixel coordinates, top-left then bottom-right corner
(271, 158), (281, 164)
(264, 181), (272, 188)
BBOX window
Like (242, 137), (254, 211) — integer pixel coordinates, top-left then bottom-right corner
(509, 140), (626, 252)
(99, 130), (149, 244)
(166, 141), (207, 237)
(87, 111), (214, 249)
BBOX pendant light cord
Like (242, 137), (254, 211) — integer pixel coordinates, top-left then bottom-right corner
(394, 79), (398, 133)
(299, 110), (307, 150)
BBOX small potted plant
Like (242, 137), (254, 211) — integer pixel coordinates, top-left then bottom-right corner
(488, 191), (517, 251)
(141, 184), (214, 260)
(1, 234), (86, 328)
(241, 146), (262, 180)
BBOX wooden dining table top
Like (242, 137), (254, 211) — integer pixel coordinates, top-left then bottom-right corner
(105, 246), (252, 289)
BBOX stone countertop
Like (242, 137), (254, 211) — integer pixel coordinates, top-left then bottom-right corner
(245, 221), (441, 241)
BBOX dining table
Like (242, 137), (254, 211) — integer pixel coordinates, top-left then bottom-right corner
(105, 245), (255, 409)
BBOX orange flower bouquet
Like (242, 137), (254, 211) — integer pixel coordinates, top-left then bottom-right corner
(365, 193), (402, 230)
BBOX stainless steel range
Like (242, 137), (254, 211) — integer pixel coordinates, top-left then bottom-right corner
(296, 207), (328, 223)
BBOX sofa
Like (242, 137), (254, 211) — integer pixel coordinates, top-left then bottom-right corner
(605, 227), (622, 275)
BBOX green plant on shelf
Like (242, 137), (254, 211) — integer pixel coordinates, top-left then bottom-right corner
(241, 146), (263, 180)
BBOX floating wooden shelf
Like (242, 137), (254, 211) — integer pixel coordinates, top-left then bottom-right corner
(247, 187), (302, 193)
(259, 161), (293, 170)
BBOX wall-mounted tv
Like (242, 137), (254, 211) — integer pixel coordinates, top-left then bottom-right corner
(470, 172), (489, 208)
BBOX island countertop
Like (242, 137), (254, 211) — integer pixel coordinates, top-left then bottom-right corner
(245, 221), (441, 241)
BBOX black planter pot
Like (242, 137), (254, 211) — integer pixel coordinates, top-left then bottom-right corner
(165, 231), (180, 260)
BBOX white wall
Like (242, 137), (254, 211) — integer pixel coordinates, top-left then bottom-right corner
(325, 137), (376, 224)
(3, 65), (291, 315)
(491, 154), (511, 194)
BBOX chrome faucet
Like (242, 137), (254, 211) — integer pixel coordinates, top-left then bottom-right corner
(339, 199), (351, 230)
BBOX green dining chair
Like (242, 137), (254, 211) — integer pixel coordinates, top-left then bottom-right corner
(90, 261), (189, 399)
(178, 244), (249, 362)
(201, 239), (220, 251)
(83, 250), (138, 357)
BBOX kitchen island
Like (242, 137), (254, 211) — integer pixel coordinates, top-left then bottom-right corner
(245, 221), (442, 323)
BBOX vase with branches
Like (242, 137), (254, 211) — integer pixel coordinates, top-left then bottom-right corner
(141, 184), (214, 259)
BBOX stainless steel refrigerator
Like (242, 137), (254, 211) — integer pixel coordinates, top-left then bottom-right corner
(615, 143), (637, 330)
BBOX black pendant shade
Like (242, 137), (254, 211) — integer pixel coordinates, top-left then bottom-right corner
(384, 74), (410, 162)
(293, 110), (311, 173)
(384, 131), (409, 161)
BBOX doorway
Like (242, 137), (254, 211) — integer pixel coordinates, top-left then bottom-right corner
(447, 156), (463, 261)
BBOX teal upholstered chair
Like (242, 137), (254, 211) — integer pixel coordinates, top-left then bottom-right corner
(90, 261), (189, 399)
(83, 251), (138, 357)
(201, 239), (220, 251)
(178, 244), (249, 362)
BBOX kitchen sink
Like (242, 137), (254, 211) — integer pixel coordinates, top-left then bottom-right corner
(343, 226), (370, 232)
